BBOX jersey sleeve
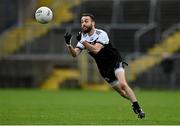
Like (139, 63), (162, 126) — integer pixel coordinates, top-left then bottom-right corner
(96, 31), (109, 45)
(76, 42), (85, 50)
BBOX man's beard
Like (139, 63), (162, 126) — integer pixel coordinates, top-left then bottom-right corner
(82, 25), (92, 33)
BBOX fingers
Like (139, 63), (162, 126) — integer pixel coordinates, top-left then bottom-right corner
(76, 31), (82, 41)
(64, 32), (68, 37)
(64, 32), (71, 37)
(64, 32), (72, 45)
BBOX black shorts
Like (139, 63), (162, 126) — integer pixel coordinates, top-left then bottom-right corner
(88, 43), (127, 86)
(100, 62), (126, 87)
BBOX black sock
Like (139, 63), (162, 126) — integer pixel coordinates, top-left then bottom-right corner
(132, 101), (141, 110)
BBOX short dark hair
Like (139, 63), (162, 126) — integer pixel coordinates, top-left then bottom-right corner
(81, 13), (95, 21)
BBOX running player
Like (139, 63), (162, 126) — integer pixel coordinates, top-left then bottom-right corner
(64, 13), (145, 119)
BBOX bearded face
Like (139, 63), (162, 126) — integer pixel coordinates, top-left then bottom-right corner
(81, 16), (95, 33)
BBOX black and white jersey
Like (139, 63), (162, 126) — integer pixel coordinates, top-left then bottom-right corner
(76, 29), (123, 83)
(76, 29), (109, 50)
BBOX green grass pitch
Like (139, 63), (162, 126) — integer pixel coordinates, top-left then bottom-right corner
(0, 89), (180, 125)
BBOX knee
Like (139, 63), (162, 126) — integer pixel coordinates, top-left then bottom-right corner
(119, 82), (127, 90)
(115, 88), (125, 97)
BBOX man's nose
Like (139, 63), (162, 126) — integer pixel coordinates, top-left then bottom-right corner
(82, 22), (86, 26)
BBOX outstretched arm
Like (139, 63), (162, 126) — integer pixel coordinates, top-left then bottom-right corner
(67, 45), (81, 57)
(82, 41), (103, 54)
(64, 32), (81, 57)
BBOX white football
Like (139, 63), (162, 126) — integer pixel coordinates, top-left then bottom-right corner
(35, 7), (53, 24)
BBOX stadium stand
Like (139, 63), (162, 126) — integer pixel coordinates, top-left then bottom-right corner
(109, 28), (138, 52)
(78, 0), (113, 23)
(0, 0), (80, 88)
(0, 0), (18, 33)
(129, 31), (180, 88)
(1, 0), (180, 89)
(41, 69), (80, 90)
(0, 0), (80, 56)
(117, 0), (150, 23)
(158, 0), (180, 32)
(16, 28), (67, 54)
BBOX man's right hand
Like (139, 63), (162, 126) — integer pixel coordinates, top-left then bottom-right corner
(64, 32), (72, 46)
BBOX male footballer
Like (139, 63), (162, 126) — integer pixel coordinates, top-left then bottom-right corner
(64, 13), (145, 119)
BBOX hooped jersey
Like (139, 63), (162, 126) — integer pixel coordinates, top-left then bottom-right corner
(76, 29), (123, 78)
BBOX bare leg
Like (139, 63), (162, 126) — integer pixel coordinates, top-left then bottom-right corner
(113, 68), (145, 119)
(112, 82), (129, 100)
(115, 69), (137, 103)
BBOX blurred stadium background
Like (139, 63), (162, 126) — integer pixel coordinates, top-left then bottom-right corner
(0, 0), (180, 90)
(1, 0), (180, 124)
